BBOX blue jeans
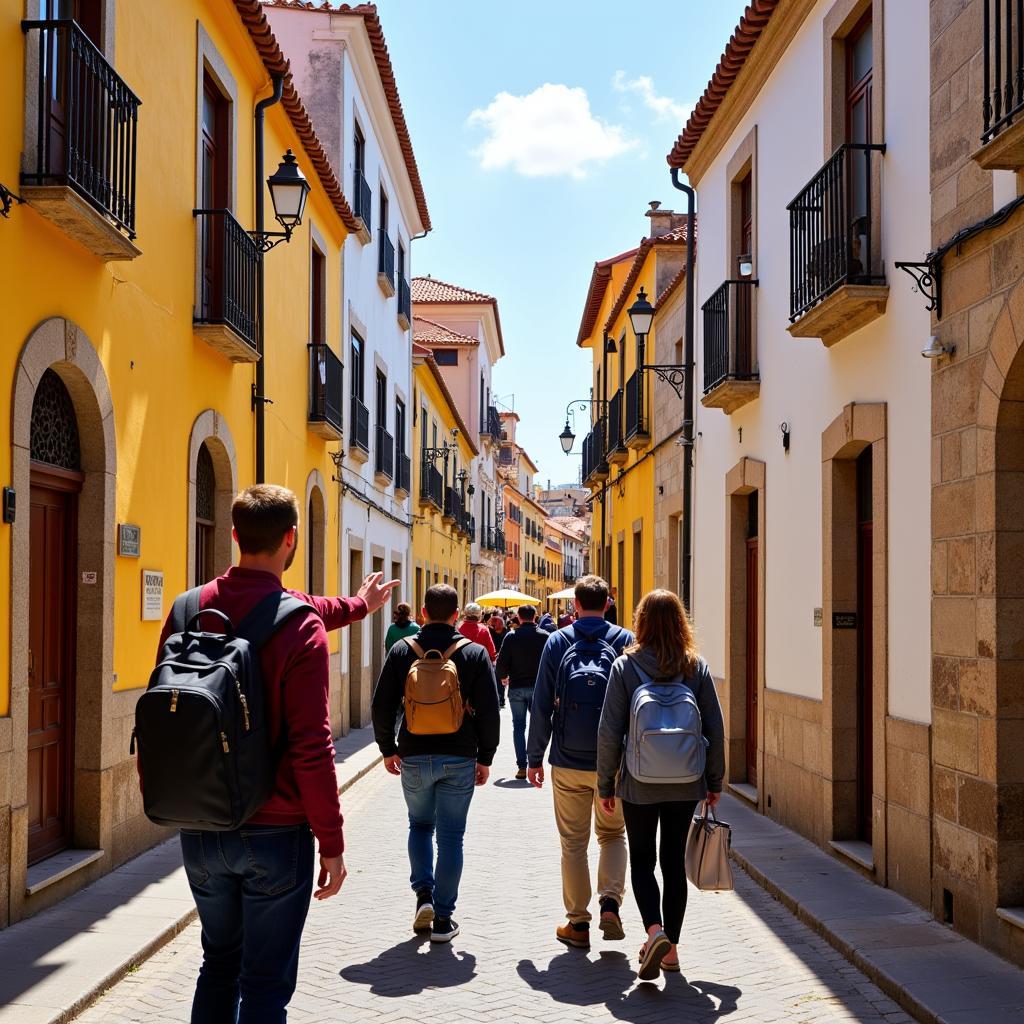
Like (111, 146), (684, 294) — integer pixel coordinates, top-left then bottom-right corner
(400, 755), (477, 919)
(509, 687), (534, 769)
(179, 824), (315, 1024)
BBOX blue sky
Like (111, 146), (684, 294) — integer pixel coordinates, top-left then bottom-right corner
(380, 0), (749, 484)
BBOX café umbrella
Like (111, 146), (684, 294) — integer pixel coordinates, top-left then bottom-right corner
(475, 589), (540, 609)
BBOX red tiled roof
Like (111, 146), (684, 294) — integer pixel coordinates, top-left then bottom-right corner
(233, 1), (359, 232)
(666, 0), (780, 170)
(412, 316), (479, 347)
(603, 229), (691, 336)
(575, 246), (639, 348)
(412, 277), (505, 357)
(261, 1), (430, 231)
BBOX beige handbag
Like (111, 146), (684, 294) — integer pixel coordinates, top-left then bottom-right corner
(685, 802), (734, 891)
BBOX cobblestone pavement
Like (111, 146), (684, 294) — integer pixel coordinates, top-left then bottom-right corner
(76, 727), (915, 1024)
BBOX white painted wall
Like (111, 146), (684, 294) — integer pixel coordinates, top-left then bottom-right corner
(690, 0), (932, 723)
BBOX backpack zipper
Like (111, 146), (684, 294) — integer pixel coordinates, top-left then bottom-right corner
(221, 731), (230, 753)
(235, 682), (251, 731)
(170, 689), (179, 712)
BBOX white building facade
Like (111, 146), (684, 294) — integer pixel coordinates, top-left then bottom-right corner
(266, 2), (430, 729)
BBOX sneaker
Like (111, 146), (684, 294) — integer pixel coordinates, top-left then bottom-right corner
(431, 917), (460, 943)
(515, 768), (527, 780)
(556, 921), (591, 949)
(599, 899), (625, 941)
(638, 930), (671, 981)
(413, 889), (434, 933)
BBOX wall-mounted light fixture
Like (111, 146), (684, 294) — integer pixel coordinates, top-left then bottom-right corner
(921, 335), (955, 359)
(781, 422), (791, 452)
(250, 150), (311, 252)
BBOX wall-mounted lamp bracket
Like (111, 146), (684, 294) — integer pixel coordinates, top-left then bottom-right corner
(895, 259), (942, 318)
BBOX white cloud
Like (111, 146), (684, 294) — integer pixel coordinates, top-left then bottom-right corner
(612, 71), (691, 125)
(467, 83), (636, 180)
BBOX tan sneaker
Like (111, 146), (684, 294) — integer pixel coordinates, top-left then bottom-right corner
(556, 921), (591, 949)
(599, 908), (625, 941)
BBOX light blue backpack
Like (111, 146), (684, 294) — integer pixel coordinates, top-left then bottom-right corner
(625, 659), (707, 784)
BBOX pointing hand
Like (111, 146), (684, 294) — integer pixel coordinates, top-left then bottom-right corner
(357, 572), (400, 614)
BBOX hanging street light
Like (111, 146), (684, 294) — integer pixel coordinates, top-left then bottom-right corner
(559, 420), (575, 454)
(251, 150), (311, 252)
(627, 286), (655, 339)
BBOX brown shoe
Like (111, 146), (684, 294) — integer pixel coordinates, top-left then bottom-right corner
(599, 908), (625, 941)
(515, 768), (527, 780)
(556, 921), (591, 949)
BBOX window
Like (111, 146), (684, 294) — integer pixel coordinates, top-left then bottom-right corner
(398, 241), (406, 283)
(396, 398), (406, 455)
(195, 441), (216, 586)
(738, 172), (753, 276)
(376, 371), (386, 427)
(421, 405), (428, 453)
(379, 188), (389, 237)
(311, 245), (326, 344)
(434, 349), (458, 366)
(351, 331), (364, 400)
(49, 0), (102, 46)
(846, 11), (873, 246)
(354, 123), (365, 176)
(199, 73), (229, 322)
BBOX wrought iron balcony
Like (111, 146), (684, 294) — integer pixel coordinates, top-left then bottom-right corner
(398, 277), (411, 328)
(481, 405), (502, 440)
(350, 396), (370, 456)
(307, 343), (343, 440)
(21, 19), (141, 256)
(787, 143), (888, 345)
(624, 370), (648, 446)
(353, 167), (371, 233)
(419, 461), (443, 509)
(607, 389), (626, 463)
(443, 488), (460, 523)
(193, 209), (261, 361)
(701, 279), (760, 415)
(377, 235), (395, 296)
(581, 417), (608, 484)
(978, 0), (1024, 168)
(375, 424), (394, 481)
(395, 450), (411, 493)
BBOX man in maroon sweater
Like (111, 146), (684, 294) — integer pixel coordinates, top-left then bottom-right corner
(163, 484), (397, 1024)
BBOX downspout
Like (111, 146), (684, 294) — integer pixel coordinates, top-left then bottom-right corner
(253, 75), (284, 484)
(600, 331), (609, 591)
(670, 167), (696, 610)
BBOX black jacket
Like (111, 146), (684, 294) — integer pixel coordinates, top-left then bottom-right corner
(494, 622), (548, 690)
(371, 623), (501, 765)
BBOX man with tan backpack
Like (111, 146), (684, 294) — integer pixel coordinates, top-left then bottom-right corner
(371, 584), (501, 942)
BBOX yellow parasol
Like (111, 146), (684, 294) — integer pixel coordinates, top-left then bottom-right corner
(547, 587), (576, 601)
(475, 589), (541, 609)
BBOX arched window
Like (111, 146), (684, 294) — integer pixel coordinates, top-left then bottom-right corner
(195, 441), (216, 585)
(31, 369), (81, 470)
(306, 483), (325, 594)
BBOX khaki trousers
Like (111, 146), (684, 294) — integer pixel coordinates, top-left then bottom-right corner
(551, 766), (627, 923)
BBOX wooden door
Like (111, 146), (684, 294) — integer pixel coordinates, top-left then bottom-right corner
(28, 468), (80, 864)
(856, 447), (874, 842)
(745, 536), (759, 787)
(200, 75), (229, 321)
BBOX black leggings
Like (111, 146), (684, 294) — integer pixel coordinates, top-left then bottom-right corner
(621, 799), (699, 944)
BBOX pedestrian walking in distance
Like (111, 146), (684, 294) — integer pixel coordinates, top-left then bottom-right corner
(494, 604), (549, 779)
(459, 602), (499, 701)
(488, 612), (509, 704)
(140, 484), (398, 1024)
(371, 584), (501, 943)
(386, 602), (419, 652)
(527, 575), (633, 950)
(597, 589), (725, 981)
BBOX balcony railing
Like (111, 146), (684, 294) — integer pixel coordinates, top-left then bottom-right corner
(624, 371), (647, 442)
(194, 208), (261, 351)
(420, 461), (443, 509)
(443, 488), (460, 522)
(22, 19), (141, 237)
(481, 405), (502, 439)
(353, 167), (371, 229)
(607, 389), (625, 455)
(396, 450), (411, 493)
(378, 235), (395, 285)
(350, 396), (370, 454)
(398, 277), (411, 325)
(375, 424), (394, 480)
(702, 279), (758, 394)
(787, 142), (886, 322)
(983, 0), (1024, 144)
(581, 417), (607, 483)
(308, 343), (343, 436)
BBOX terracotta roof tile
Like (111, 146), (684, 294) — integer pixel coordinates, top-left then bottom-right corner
(261, 1), (430, 231)
(575, 246), (639, 347)
(412, 277), (505, 357)
(412, 316), (479, 347)
(603, 228), (692, 336)
(412, 346), (479, 455)
(666, 0), (780, 170)
(233, 1), (359, 232)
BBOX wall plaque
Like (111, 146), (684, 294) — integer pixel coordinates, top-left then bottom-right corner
(833, 612), (858, 629)
(142, 569), (164, 621)
(118, 523), (141, 557)
(813, 607), (823, 627)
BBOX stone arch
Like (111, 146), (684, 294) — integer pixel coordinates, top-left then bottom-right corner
(8, 317), (116, 920)
(304, 469), (327, 595)
(186, 410), (237, 588)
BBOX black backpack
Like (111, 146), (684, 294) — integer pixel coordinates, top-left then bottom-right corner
(131, 586), (314, 830)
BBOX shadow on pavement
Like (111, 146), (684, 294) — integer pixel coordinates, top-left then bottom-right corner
(518, 952), (742, 1022)
(339, 936), (477, 996)
(492, 777), (531, 789)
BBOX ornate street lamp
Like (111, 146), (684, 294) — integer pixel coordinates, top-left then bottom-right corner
(557, 398), (607, 456)
(251, 150), (311, 252)
(627, 286), (655, 339)
(559, 420), (575, 454)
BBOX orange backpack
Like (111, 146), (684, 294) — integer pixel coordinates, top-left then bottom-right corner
(403, 638), (472, 735)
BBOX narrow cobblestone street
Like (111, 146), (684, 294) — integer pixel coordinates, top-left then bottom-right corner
(76, 727), (915, 1024)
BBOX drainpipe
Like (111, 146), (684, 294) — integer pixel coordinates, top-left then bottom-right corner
(670, 167), (696, 610)
(253, 75), (284, 484)
(600, 331), (609, 591)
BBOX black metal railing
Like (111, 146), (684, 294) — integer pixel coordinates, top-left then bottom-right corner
(983, 0), (1024, 144)
(353, 167), (371, 228)
(443, 488), (460, 521)
(581, 417), (607, 482)
(398, 277), (411, 322)
(466, 515), (476, 545)
(308, 343), (343, 434)
(787, 142), (886, 321)
(396, 450), (411, 492)
(378, 235), (395, 286)
(350, 396), (370, 454)
(607, 389), (624, 453)
(702, 279), (758, 394)
(375, 424), (394, 479)
(22, 19), (141, 237)
(624, 371), (647, 441)
(495, 528), (506, 554)
(487, 406), (502, 438)
(564, 573), (577, 585)
(420, 460), (443, 508)
(193, 209), (261, 350)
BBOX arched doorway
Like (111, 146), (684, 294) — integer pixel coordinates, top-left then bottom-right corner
(186, 410), (237, 588)
(27, 370), (82, 864)
(304, 472), (326, 595)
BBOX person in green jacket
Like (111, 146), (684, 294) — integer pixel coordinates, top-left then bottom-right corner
(385, 602), (419, 652)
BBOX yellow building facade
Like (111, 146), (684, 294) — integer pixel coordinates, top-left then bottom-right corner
(0, 0), (356, 925)
(411, 346), (474, 613)
(521, 492), (547, 599)
(577, 216), (689, 621)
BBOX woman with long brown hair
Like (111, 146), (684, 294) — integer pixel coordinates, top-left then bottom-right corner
(597, 589), (725, 980)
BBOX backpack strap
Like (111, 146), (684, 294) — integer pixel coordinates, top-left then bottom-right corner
(236, 590), (317, 653)
(441, 637), (472, 660)
(170, 586), (205, 634)
(407, 639), (426, 659)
